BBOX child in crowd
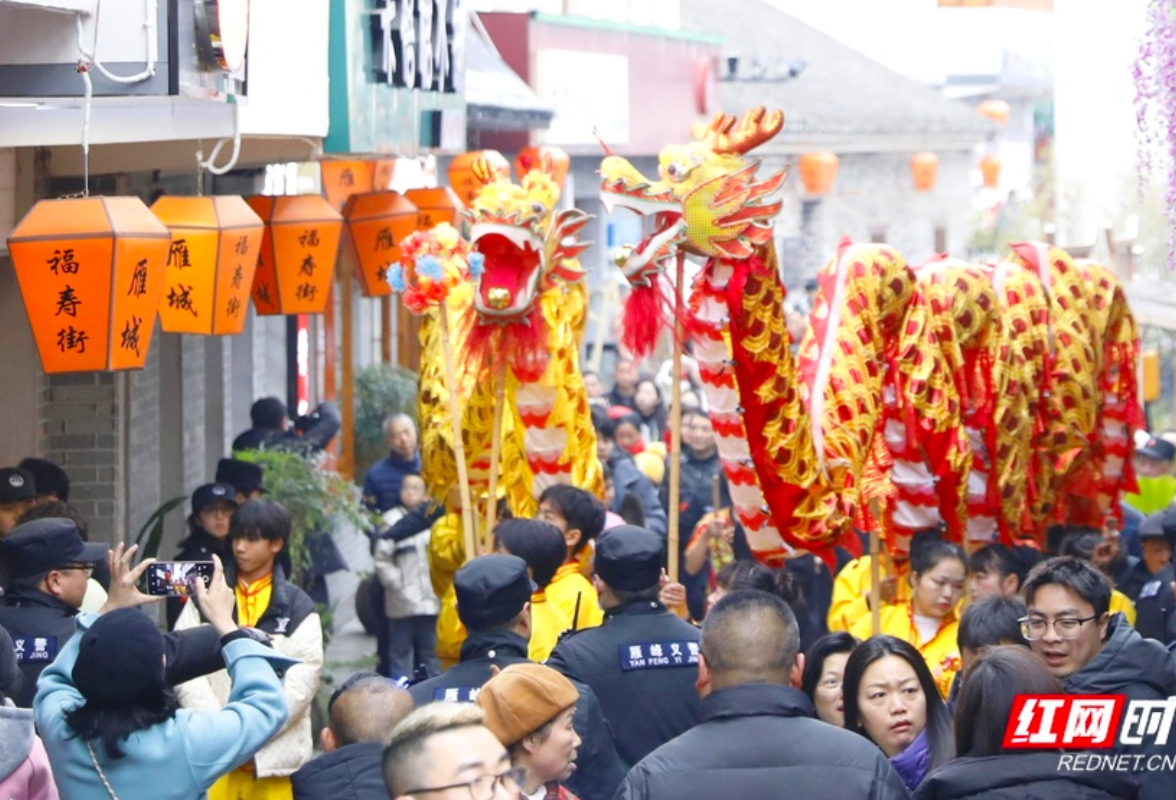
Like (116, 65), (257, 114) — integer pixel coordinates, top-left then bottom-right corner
(372, 474), (440, 680)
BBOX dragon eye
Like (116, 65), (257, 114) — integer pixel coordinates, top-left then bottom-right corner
(530, 201), (547, 215)
(666, 162), (690, 182)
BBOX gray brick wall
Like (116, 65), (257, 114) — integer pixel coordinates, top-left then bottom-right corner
(180, 334), (207, 493)
(126, 323), (163, 546)
(39, 372), (121, 544)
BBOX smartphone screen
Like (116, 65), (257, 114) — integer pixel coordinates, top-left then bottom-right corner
(145, 561), (215, 597)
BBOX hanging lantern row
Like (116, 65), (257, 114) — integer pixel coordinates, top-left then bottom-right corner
(7, 147), (565, 373)
(797, 150), (1003, 195)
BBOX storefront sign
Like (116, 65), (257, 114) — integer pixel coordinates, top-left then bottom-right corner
(370, 0), (465, 93)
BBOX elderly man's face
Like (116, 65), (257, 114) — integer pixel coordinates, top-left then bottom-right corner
(387, 418), (418, 460)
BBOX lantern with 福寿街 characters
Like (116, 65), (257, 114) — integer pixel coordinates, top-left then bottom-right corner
(799, 152), (839, 195)
(321, 160), (375, 212)
(150, 195), (264, 335)
(911, 152), (939, 192)
(246, 195), (344, 315)
(405, 187), (464, 231)
(447, 151), (510, 207)
(7, 196), (172, 373)
(343, 191), (420, 297)
(515, 146), (571, 186)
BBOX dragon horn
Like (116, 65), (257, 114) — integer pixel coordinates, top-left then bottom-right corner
(710, 107), (786, 155)
(471, 156), (504, 186)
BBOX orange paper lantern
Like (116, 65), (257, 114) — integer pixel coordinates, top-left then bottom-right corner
(343, 191), (420, 297)
(981, 154), (1002, 189)
(246, 195), (344, 315)
(911, 152), (939, 192)
(405, 187), (463, 231)
(978, 100), (1011, 126)
(150, 196), (264, 335)
(447, 151), (509, 207)
(799, 152), (839, 195)
(371, 158), (397, 192)
(321, 160), (375, 212)
(7, 197), (171, 373)
(515, 145), (571, 186)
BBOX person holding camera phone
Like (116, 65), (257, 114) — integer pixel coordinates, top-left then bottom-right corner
(174, 499), (323, 800)
(35, 544), (296, 800)
(0, 518), (226, 708)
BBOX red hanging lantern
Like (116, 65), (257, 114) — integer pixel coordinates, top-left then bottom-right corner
(321, 160), (375, 212)
(911, 152), (939, 192)
(150, 196), (265, 335)
(447, 151), (509, 207)
(7, 197), (171, 373)
(799, 152), (839, 195)
(246, 195), (344, 315)
(343, 191), (420, 297)
(405, 187), (464, 231)
(981, 154), (1002, 189)
(515, 146), (571, 186)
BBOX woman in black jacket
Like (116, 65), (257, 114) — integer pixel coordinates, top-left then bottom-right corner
(914, 646), (1138, 800)
(166, 483), (238, 628)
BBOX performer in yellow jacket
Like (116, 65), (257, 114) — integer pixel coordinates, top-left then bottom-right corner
(850, 539), (968, 698)
(829, 552), (911, 633)
(493, 517), (576, 661)
(537, 485), (605, 631)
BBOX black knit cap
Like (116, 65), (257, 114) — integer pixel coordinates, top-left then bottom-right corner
(215, 458), (266, 496)
(454, 555), (535, 630)
(594, 525), (665, 592)
(73, 609), (165, 707)
(0, 518), (108, 580)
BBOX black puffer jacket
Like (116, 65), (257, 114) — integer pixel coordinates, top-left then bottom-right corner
(1063, 614), (1176, 800)
(914, 753), (1138, 800)
(613, 683), (911, 800)
(291, 741), (385, 800)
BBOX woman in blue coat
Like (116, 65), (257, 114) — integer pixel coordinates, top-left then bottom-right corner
(34, 547), (293, 800)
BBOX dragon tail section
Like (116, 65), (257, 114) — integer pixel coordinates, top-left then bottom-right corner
(1075, 260), (1144, 523)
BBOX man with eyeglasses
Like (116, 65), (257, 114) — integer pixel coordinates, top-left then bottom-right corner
(0, 518), (224, 707)
(382, 703), (521, 800)
(1022, 556), (1176, 800)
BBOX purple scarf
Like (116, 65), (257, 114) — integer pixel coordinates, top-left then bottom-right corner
(890, 728), (931, 791)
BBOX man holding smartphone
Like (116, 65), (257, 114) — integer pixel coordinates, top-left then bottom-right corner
(0, 518), (224, 706)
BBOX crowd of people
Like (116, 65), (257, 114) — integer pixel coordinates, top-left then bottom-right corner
(2, 360), (1176, 799)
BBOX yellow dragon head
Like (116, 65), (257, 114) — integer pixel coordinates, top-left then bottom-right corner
(465, 155), (591, 325)
(599, 107), (787, 285)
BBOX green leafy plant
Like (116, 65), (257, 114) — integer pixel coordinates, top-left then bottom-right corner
(232, 449), (376, 588)
(134, 495), (188, 560)
(353, 363), (419, 483)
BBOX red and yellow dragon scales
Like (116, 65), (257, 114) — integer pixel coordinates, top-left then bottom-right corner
(459, 156), (604, 507)
(602, 108), (939, 564)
